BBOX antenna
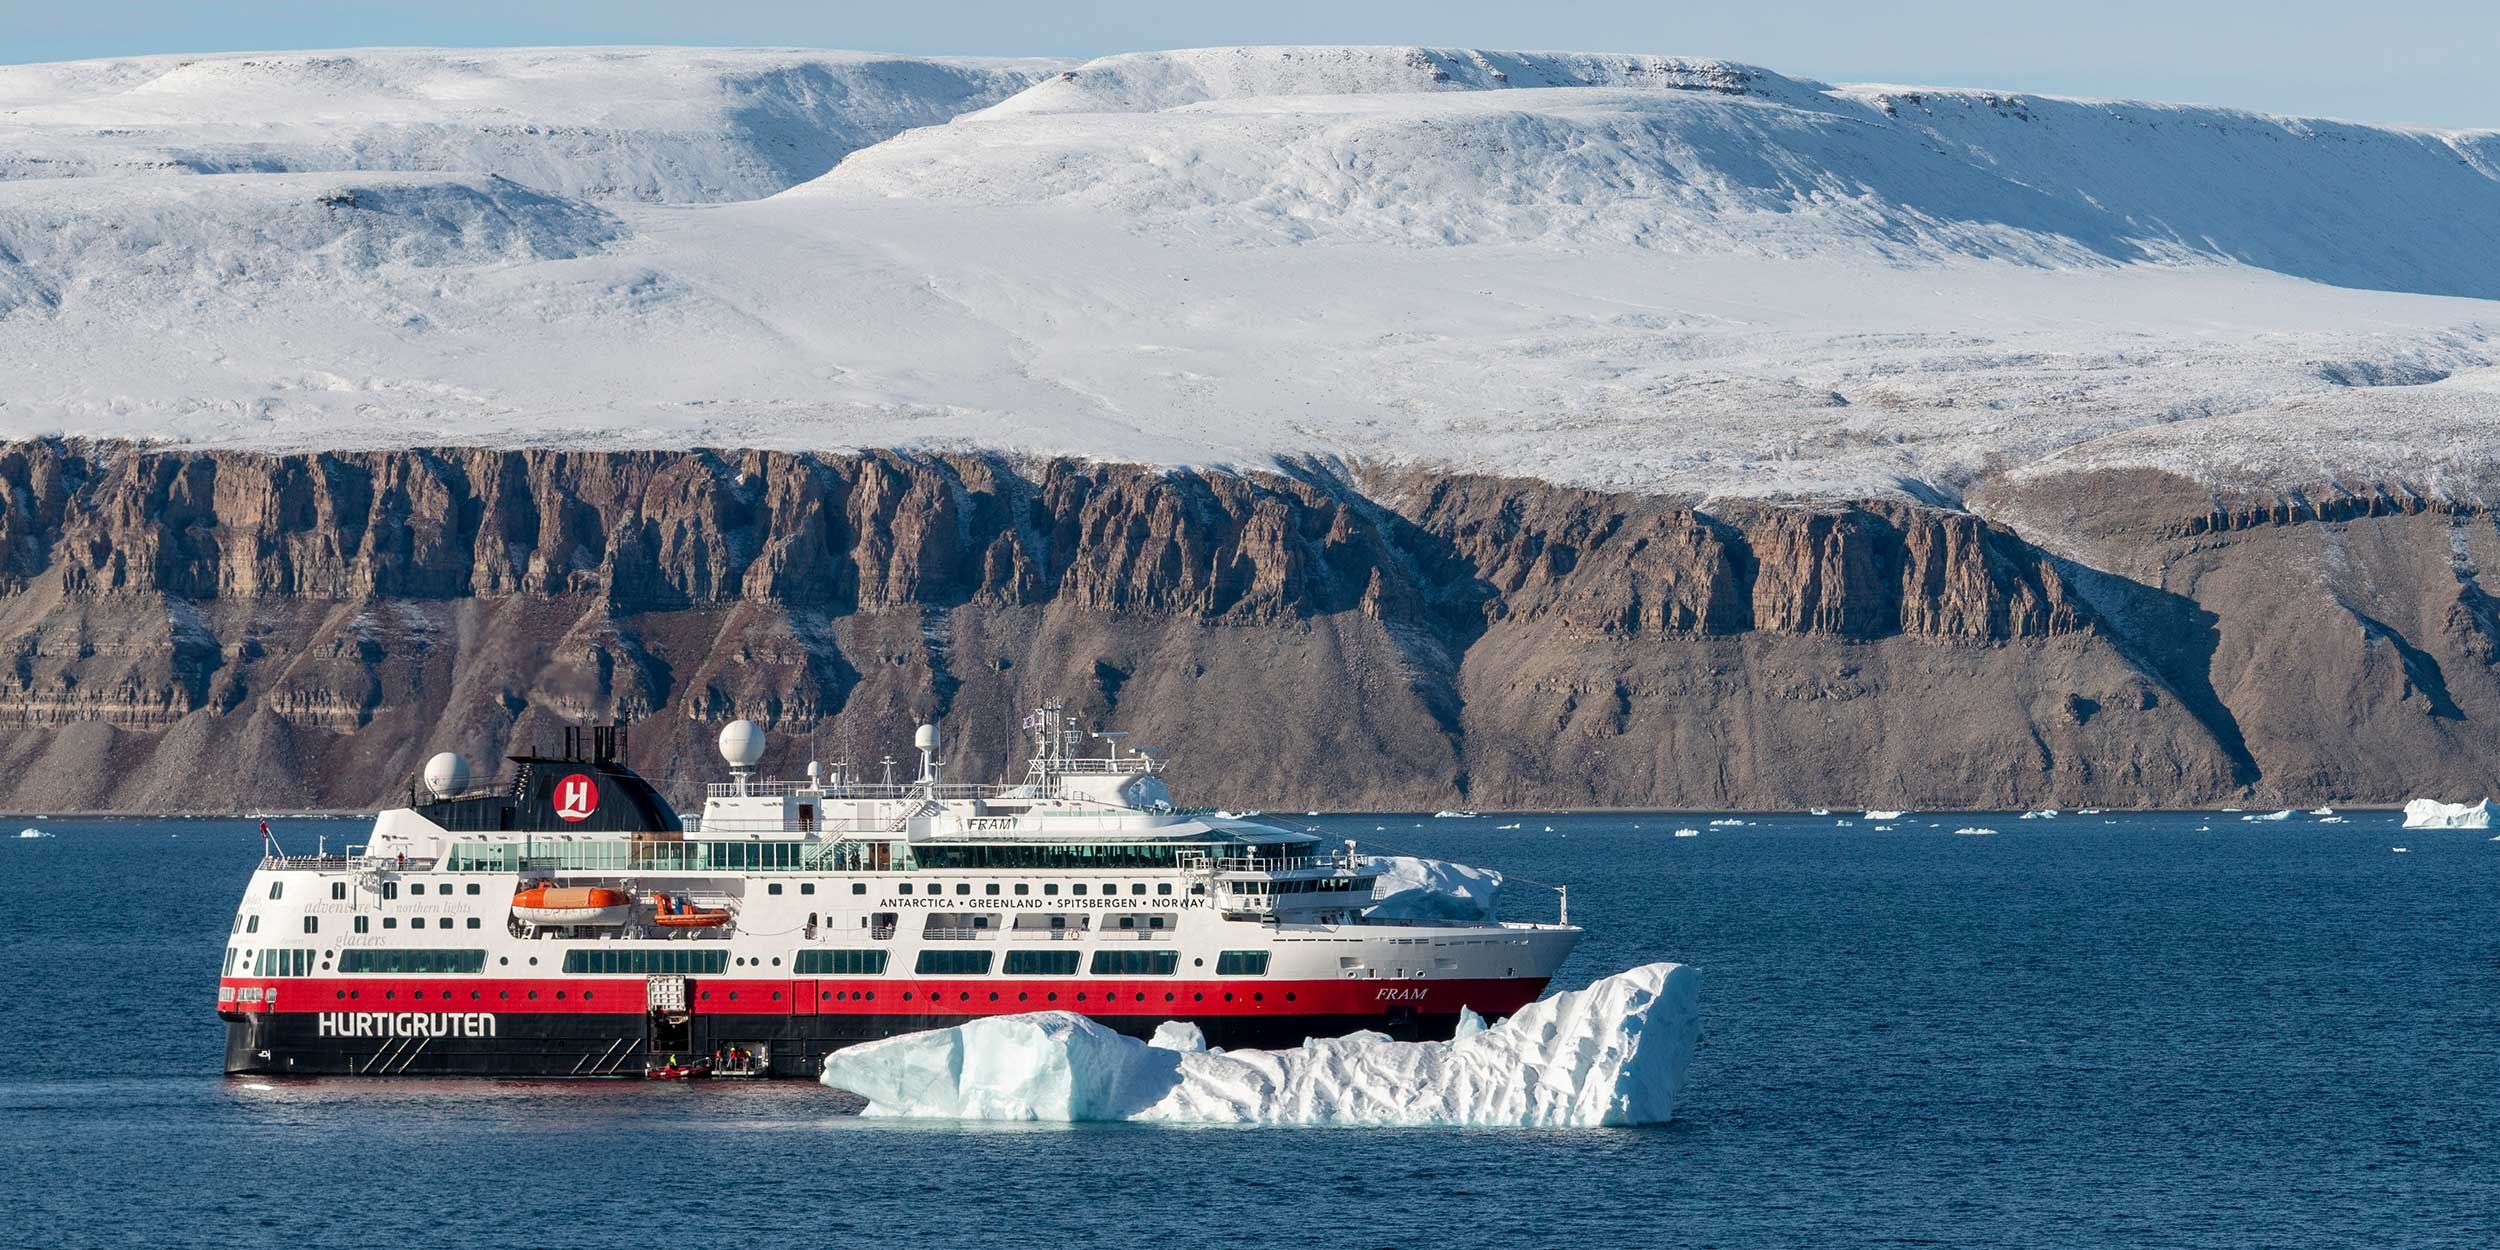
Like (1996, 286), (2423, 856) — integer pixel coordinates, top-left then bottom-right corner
(880, 755), (896, 786)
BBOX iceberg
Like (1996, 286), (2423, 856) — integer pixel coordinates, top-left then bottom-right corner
(1864, 810), (1907, 820)
(1363, 855), (1503, 922)
(1953, 826), (1999, 836)
(2402, 798), (2493, 829)
(17, 827), (48, 838)
(2241, 809), (2294, 822)
(2307, 806), (2335, 816)
(819, 962), (1700, 1127)
(2018, 809), (2058, 820)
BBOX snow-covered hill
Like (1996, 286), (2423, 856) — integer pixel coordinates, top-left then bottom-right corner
(1, 44), (2496, 502)
(0, 47), (1064, 202)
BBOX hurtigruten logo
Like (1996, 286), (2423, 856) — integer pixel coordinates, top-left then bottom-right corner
(554, 772), (599, 822)
(317, 1013), (498, 1038)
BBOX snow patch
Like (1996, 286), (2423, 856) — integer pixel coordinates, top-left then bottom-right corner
(818, 961), (1701, 1126)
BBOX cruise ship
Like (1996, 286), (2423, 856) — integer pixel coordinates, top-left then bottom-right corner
(219, 706), (1581, 1078)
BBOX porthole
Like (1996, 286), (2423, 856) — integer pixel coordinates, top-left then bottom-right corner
(770, 957), (780, 967)
(470, 991), (481, 1001)
(821, 990), (831, 1001)
(527, 991), (538, 1001)
(989, 992), (999, 1001)
(1075, 992), (1086, 1003)
(334, 990), (345, 1000)
(1164, 992), (1175, 1002)
(384, 991), (395, 1001)
(1222, 992), (1233, 1003)
(1193, 993), (1203, 1002)
(699, 991), (710, 1001)
(555, 991), (566, 1001)
(1253, 992), (1264, 1003)
(584, 991), (594, 1001)
(864, 991), (875, 1001)
(350, 990), (361, 1000)
(772, 991), (781, 1002)
(499, 991), (508, 1000)
(1046, 992), (1057, 1003)
(902, 991), (913, 1001)
(1284, 992), (1296, 1003)
(1017, 992), (1028, 1002)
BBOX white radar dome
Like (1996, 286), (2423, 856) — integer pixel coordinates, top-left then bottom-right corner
(914, 723), (941, 753)
(718, 720), (767, 768)
(422, 752), (470, 798)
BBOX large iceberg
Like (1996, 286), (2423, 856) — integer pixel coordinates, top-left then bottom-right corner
(2402, 798), (2493, 829)
(1363, 854), (1503, 922)
(819, 962), (1701, 1127)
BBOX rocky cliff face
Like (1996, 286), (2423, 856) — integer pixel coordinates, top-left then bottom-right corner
(0, 440), (2492, 811)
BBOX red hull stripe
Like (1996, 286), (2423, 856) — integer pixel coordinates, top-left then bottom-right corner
(220, 976), (1546, 1018)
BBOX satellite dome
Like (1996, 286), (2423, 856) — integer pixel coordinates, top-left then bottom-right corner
(914, 723), (941, 753)
(718, 720), (767, 768)
(422, 751), (470, 799)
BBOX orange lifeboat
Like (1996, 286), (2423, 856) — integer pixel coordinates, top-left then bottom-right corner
(651, 892), (733, 929)
(511, 882), (632, 926)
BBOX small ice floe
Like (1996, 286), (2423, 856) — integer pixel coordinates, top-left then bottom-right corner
(1834, 819), (1854, 827)
(1873, 824), (1894, 831)
(1864, 810), (1907, 821)
(1706, 818), (1746, 827)
(2242, 809), (2294, 822)
(2019, 808), (2059, 820)
(2078, 808), (2105, 815)
(2402, 798), (2493, 829)
(1541, 825), (1554, 833)
(819, 962), (1702, 1127)
(1672, 828), (1699, 837)
(1306, 811), (1321, 817)
(1494, 822), (1522, 830)
(2319, 817), (2347, 825)
(2307, 806), (2335, 816)
(1431, 810), (1479, 819)
(17, 827), (49, 839)
(1953, 826), (1999, 836)
(1808, 807), (1831, 817)
(2391, 847), (2410, 853)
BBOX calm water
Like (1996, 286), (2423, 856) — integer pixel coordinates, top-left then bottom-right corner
(2, 811), (2492, 1248)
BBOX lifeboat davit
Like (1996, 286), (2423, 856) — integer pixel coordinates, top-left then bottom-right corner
(651, 892), (732, 929)
(510, 882), (632, 926)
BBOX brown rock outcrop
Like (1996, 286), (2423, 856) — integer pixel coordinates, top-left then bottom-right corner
(0, 440), (2492, 812)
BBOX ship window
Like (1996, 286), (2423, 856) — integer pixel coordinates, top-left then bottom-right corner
(561, 948), (728, 975)
(768, 883), (783, 895)
(1157, 883), (1172, 896)
(467, 883), (480, 895)
(1132, 884), (1147, 895)
(382, 918), (396, 929)
(1072, 884), (1086, 896)
(851, 883), (866, 895)
(245, 915), (259, 933)
(795, 950), (889, 976)
(231, 915), (241, 934)
(268, 881), (282, 900)
(302, 916), (318, 934)
(467, 917), (481, 929)
(985, 883), (999, 895)
(897, 883), (912, 895)
(1002, 950), (1080, 976)
(1043, 883), (1059, 896)
(1216, 951), (1270, 976)
(800, 883), (814, 895)
(339, 949), (487, 974)
(1089, 950), (1179, 976)
(382, 882), (398, 900)
(330, 882), (346, 900)
(1014, 883), (1029, 896)
(354, 916), (369, 934)
(955, 883), (970, 896)
(409, 883), (424, 895)
(913, 950), (992, 976)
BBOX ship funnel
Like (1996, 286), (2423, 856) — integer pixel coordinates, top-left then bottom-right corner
(422, 751), (470, 799)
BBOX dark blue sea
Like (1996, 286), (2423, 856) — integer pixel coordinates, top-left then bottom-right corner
(2, 810), (2491, 1249)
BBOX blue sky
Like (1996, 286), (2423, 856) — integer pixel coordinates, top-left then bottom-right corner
(3, 0), (2489, 128)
